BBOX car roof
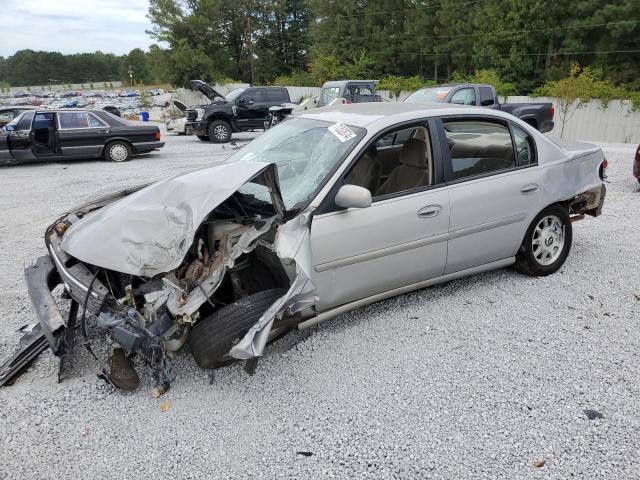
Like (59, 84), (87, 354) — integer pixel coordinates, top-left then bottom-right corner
(299, 102), (470, 127)
(0, 106), (37, 111)
(417, 83), (494, 89)
(298, 101), (527, 130)
(34, 108), (103, 113)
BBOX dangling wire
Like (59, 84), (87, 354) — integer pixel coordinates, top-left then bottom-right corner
(81, 268), (101, 362)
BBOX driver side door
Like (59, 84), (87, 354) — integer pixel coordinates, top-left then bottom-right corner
(6, 111), (37, 161)
(310, 120), (450, 311)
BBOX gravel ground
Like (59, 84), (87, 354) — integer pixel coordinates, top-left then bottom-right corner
(0, 131), (638, 479)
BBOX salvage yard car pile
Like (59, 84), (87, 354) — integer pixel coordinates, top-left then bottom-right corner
(7, 102), (607, 394)
(0, 88), (169, 118)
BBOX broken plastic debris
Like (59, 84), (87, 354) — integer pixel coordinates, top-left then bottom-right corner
(533, 459), (545, 468)
(160, 400), (171, 412)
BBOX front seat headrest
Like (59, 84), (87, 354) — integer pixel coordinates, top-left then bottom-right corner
(399, 138), (428, 168)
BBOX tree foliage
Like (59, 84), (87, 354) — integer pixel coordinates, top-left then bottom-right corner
(0, 0), (638, 95)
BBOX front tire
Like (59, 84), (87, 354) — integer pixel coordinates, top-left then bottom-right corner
(189, 289), (285, 369)
(515, 204), (572, 276)
(105, 141), (132, 162)
(207, 120), (232, 143)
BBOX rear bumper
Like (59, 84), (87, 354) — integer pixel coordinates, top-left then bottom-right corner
(133, 141), (165, 153)
(539, 120), (555, 134)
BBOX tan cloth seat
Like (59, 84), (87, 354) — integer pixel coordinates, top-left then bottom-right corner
(375, 139), (431, 196)
(346, 145), (382, 193)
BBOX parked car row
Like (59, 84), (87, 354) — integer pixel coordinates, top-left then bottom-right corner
(177, 79), (555, 145)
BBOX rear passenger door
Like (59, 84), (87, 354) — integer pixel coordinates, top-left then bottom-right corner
(57, 111), (110, 157)
(438, 117), (542, 273)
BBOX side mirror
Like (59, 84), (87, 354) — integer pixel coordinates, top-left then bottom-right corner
(335, 185), (372, 210)
(237, 98), (247, 106)
(4, 125), (15, 132)
(450, 99), (465, 105)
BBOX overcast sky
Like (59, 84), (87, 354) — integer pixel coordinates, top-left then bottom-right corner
(0, 0), (157, 57)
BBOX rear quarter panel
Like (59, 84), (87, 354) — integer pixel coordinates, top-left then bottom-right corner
(109, 125), (159, 144)
(539, 141), (604, 205)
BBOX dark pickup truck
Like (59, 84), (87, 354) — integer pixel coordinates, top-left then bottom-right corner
(404, 83), (554, 133)
(185, 80), (291, 143)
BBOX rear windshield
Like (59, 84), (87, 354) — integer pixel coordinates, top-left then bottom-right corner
(404, 87), (452, 103)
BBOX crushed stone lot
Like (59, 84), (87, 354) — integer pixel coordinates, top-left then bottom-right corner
(0, 130), (639, 479)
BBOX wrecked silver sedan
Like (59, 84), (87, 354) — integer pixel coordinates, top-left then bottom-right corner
(16, 103), (606, 391)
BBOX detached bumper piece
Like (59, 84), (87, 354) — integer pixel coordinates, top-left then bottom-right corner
(1, 255), (79, 387)
(25, 255), (66, 350)
(0, 324), (48, 387)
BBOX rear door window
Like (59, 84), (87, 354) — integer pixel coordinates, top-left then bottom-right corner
(266, 90), (286, 102)
(511, 124), (536, 165)
(59, 112), (90, 129)
(443, 119), (516, 180)
(479, 87), (496, 106)
(88, 113), (107, 127)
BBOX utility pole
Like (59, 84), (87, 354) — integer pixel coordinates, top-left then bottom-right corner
(246, 17), (255, 85)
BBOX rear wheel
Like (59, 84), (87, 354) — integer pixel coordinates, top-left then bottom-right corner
(105, 140), (132, 162)
(189, 289), (285, 369)
(515, 204), (572, 276)
(207, 120), (232, 143)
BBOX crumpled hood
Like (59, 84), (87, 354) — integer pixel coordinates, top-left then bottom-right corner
(61, 160), (270, 277)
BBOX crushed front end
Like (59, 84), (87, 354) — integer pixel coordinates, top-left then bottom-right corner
(20, 163), (316, 392)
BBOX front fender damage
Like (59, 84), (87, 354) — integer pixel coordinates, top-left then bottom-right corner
(230, 213), (318, 360)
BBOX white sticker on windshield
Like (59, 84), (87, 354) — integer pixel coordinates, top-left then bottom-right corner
(328, 122), (356, 142)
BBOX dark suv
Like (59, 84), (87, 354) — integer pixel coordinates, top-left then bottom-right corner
(185, 81), (291, 143)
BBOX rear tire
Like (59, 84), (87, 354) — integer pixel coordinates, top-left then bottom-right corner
(189, 289), (285, 369)
(207, 120), (232, 143)
(104, 140), (132, 162)
(515, 204), (572, 276)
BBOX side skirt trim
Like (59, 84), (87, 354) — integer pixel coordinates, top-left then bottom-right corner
(298, 257), (515, 330)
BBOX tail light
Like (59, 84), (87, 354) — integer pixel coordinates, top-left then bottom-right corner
(155, 130), (161, 141)
(549, 105), (555, 118)
(599, 159), (608, 180)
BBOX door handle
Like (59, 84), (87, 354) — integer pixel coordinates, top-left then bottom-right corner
(520, 184), (539, 195)
(98, 129), (108, 134)
(417, 204), (442, 218)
